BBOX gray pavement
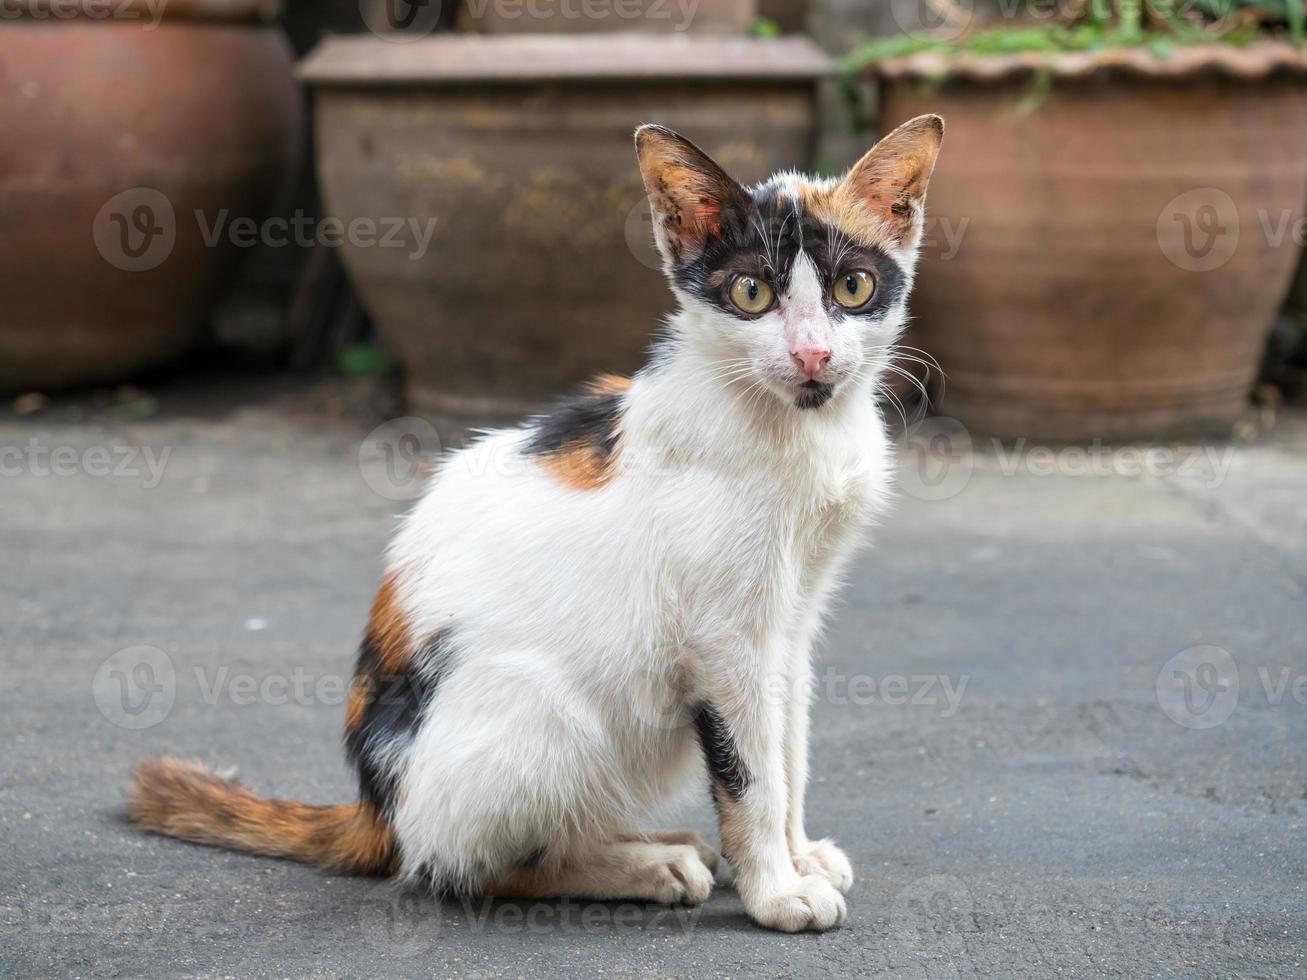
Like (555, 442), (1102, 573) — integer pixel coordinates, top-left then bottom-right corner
(2, 377), (1305, 978)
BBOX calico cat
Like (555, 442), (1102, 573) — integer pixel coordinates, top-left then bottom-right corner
(129, 115), (943, 933)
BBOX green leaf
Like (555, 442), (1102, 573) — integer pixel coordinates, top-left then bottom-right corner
(1287, 0), (1304, 43)
(338, 343), (391, 377)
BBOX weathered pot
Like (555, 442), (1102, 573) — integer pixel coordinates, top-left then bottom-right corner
(757, 0), (807, 33)
(301, 35), (832, 419)
(0, 12), (300, 390)
(873, 43), (1307, 440)
(456, 0), (755, 35)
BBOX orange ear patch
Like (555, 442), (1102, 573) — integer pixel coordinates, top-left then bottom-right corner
(635, 125), (748, 262)
(813, 115), (944, 250)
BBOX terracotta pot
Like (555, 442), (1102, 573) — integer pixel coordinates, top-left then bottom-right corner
(757, 0), (806, 32)
(9, 0), (281, 19)
(301, 35), (832, 420)
(0, 18), (300, 390)
(456, 0), (755, 35)
(873, 43), (1307, 440)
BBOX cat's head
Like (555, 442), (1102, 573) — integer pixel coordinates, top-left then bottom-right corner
(635, 116), (943, 411)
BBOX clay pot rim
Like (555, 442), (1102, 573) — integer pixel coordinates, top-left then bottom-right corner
(866, 40), (1307, 83)
(3, 0), (281, 24)
(298, 35), (836, 87)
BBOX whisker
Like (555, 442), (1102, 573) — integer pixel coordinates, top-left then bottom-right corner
(872, 380), (910, 434)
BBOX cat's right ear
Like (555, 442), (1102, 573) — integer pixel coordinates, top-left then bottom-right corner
(635, 125), (749, 265)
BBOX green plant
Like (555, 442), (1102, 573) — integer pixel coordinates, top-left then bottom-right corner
(844, 0), (1303, 69)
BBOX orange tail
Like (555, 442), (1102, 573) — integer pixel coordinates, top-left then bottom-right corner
(128, 757), (396, 875)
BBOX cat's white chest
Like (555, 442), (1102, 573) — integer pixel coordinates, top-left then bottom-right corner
(808, 431), (889, 522)
(803, 456), (880, 558)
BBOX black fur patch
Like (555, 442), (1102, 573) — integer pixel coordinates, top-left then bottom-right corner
(670, 183), (907, 328)
(691, 701), (751, 801)
(345, 633), (452, 815)
(523, 390), (623, 462)
(795, 380), (835, 411)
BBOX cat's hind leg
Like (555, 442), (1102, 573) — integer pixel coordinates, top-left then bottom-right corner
(617, 830), (719, 873)
(485, 839), (714, 905)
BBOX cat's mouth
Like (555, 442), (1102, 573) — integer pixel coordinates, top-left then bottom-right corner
(794, 380), (835, 410)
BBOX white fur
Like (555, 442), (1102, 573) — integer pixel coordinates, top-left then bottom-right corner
(376, 162), (926, 930)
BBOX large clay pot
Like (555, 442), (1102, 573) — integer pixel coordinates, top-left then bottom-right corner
(872, 44), (1307, 440)
(301, 35), (832, 419)
(0, 12), (300, 390)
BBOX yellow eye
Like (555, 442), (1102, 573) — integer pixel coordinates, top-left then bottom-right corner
(729, 276), (774, 315)
(834, 270), (875, 309)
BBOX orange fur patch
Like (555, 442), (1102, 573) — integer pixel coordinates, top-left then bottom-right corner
(533, 375), (627, 492)
(367, 572), (413, 675)
(586, 373), (633, 397)
(539, 442), (619, 492)
(129, 756), (397, 874)
(344, 674), (375, 734)
(343, 572), (414, 735)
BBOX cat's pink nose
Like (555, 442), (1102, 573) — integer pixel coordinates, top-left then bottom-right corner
(791, 348), (831, 380)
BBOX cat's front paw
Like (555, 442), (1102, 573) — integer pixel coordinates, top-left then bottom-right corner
(745, 875), (847, 933)
(793, 839), (853, 893)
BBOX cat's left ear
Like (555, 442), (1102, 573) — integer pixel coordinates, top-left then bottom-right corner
(635, 125), (750, 264)
(835, 114), (944, 251)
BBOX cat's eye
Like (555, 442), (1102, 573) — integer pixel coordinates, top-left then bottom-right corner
(834, 270), (876, 309)
(729, 275), (774, 315)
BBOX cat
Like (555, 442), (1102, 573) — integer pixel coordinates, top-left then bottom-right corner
(128, 114), (943, 933)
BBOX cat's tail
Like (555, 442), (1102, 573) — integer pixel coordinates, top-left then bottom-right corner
(127, 756), (396, 875)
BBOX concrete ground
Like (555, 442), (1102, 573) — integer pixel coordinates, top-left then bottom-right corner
(2, 375), (1305, 978)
